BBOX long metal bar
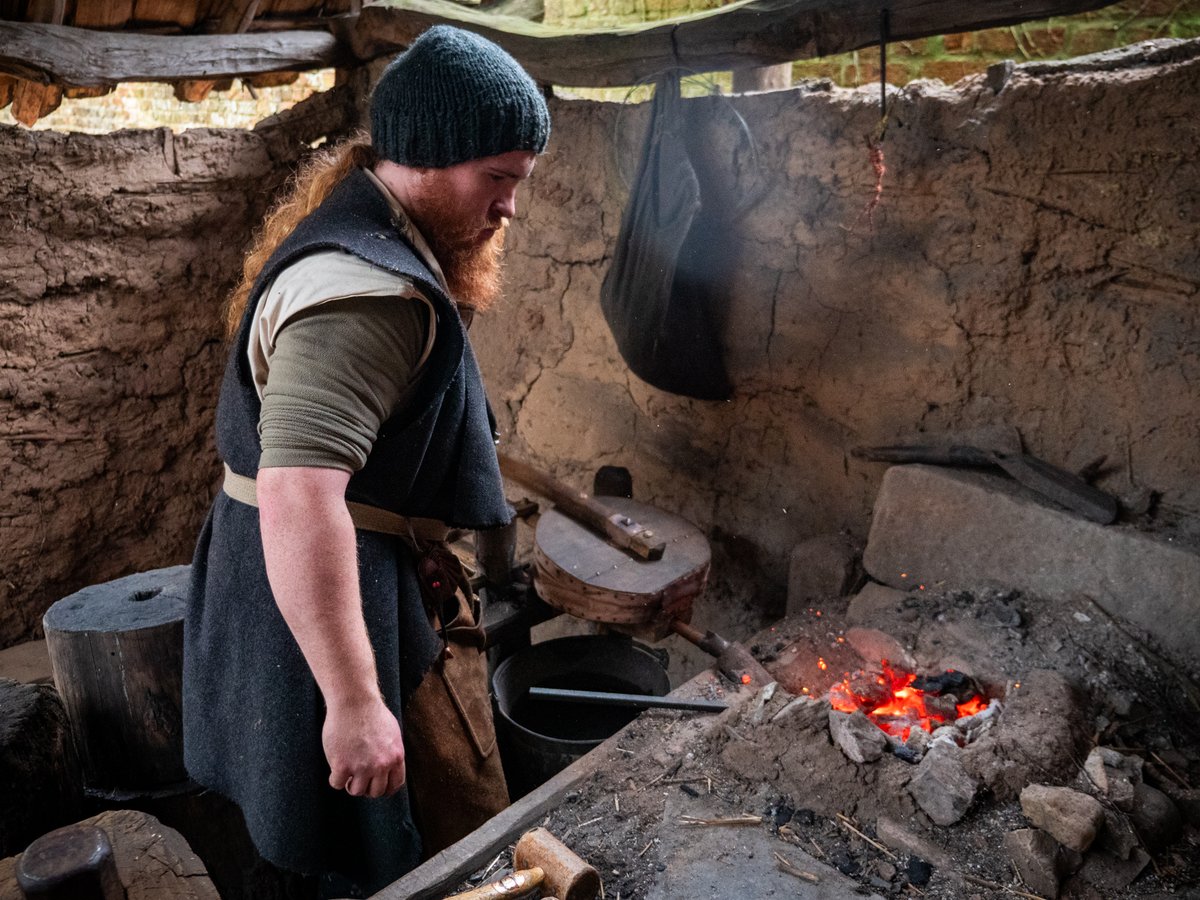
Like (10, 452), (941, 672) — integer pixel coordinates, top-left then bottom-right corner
(528, 686), (727, 713)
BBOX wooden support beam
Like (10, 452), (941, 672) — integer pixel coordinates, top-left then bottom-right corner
(343, 0), (1120, 87)
(0, 21), (348, 87)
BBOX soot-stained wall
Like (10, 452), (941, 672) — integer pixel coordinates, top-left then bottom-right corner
(478, 40), (1200, 601)
(1, 42), (1197, 648)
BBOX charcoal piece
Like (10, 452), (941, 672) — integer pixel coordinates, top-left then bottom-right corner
(905, 856), (933, 885)
(892, 743), (921, 764)
(912, 670), (974, 696)
(829, 847), (859, 876)
(771, 802), (795, 827)
(791, 809), (816, 826)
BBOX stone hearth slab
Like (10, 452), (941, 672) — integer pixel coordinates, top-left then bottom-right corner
(862, 465), (1200, 665)
(648, 786), (884, 900)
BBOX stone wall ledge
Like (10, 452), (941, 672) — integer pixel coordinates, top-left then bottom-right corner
(862, 464), (1200, 670)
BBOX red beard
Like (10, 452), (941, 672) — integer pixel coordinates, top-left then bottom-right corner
(407, 179), (506, 314)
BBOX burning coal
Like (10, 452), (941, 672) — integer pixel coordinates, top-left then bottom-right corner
(829, 661), (989, 742)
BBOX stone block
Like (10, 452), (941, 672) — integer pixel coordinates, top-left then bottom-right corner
(1020, 784), (1105, 852)
(785, 533), (861, 616)
(863, 465), (1200, 667)
(846, 582), (910, 625)
(1128, 782), (1182, 852)
(829, 710), (887, 764)
(844, 627), (916, 671)
(1077, 847), (1151, 892)
(909, 743), (978, 826)
(1002, 828), (1060, 899)
(874, 815), (952, 870)
(1082, 746), (1141, 811)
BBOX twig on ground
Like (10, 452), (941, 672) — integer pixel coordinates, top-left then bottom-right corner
(773, 851), (820, 883)
(835, 813), (898, 860)
(962, 872), (1047, 899)
(678, 814), (763, 827)
(636, 839), (656, 858)
(1151, 750), (1193, 789)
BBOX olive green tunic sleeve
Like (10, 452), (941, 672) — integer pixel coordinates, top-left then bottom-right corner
(258, 295), (429, 472)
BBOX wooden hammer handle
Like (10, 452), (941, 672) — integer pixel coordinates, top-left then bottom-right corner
(442, 867), (544, 900)
(497, 452), (665, 560)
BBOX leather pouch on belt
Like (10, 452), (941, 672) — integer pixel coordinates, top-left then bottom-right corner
(405, 544), (509, 856)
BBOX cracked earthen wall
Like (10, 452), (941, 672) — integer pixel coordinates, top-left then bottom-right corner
(0, 85), (362, 646)
(477, 42), (1200, 604)
(1, 45), (1197, 648)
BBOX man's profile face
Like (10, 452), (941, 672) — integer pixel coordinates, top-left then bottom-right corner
(406, 150), (537, 312)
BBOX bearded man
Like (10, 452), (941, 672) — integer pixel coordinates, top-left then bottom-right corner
(182, 26), (549, 895)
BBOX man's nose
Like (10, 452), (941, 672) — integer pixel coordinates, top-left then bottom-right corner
(492, 188), (518, 221)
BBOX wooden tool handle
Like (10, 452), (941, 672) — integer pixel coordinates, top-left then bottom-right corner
(498, 452), (665, 560)
(442, 867), (544, 900)
(671, 620), (774, 686)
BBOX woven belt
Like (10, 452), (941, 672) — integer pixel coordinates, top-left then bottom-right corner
(222, 463), (451, 542)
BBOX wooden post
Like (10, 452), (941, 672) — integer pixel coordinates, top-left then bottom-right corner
(42, 566), (191, 797)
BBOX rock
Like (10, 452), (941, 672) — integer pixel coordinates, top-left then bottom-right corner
(1020, 784), (1106, 852)
(1098, 807), (1141, 860)
(844, 627), (916, 671)
(874, 815), (952, 870)
(829, 710), (887, 763)
(1128, 782), (1183, 851)
(785, 534), (861, 616)
(1077, 847), (1151, 892)
(1082, 746), (1141, 811)
(1002, 828), (1061, 899)
(909, 743), (979, 826)
(846, 582), (910, 626)
(861, 464), (1200, 665)
(1162, 786), (1200, 827)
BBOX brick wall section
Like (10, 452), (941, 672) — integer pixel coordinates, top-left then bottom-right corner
(0, 72), (335, 134)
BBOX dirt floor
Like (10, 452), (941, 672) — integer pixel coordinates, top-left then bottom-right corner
(452, 584), (1200, 899)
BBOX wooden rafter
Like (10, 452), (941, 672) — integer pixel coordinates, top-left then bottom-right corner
(0, 21), (347, 87)
(0, 0), (1122, 92)
(343, 0), (1122, 87)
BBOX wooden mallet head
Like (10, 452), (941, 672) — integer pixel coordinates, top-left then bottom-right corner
(513, 828), (599, 900)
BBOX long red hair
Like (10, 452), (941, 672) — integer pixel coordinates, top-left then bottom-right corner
(224, 134), (376, 337)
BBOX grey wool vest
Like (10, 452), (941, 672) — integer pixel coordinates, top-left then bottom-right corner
(183, 168), (510, 892)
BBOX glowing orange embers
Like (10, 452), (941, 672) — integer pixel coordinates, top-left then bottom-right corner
(829, 661), (987, 742)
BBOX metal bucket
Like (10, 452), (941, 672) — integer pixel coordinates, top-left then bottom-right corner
(492, 635), (670, 798)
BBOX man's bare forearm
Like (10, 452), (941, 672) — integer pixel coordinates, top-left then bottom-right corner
(257, 465), (406, 797)
(258, 466), (379, 704)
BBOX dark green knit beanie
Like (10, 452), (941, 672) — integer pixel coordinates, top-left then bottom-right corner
(370, 25), (551, 168)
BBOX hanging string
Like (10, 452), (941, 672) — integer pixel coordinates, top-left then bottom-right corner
(849, 7), (891, 232)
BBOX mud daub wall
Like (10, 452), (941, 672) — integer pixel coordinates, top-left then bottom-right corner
(1, 43), (1197, 648)
(478, 40), (1200, 593)
(0, 87), (359, 645)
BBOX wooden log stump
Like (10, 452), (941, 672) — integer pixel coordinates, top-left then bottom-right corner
(42, 567), (191, 797)
(0, 810), (219, 900)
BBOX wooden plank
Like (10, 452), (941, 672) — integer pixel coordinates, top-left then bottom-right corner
(10, 78), (62, 125)
(0, 21), (347, 86)
(72, 0), (135, 29)
(344, 0), (1120, 87)
(371, 667), (760, 900)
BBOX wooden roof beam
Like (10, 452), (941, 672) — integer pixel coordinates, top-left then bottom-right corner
(343, 0), (1121, 88)
(0, 21), (348, 87)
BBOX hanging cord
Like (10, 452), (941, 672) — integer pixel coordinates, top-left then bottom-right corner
(847, 7), (893, 232)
